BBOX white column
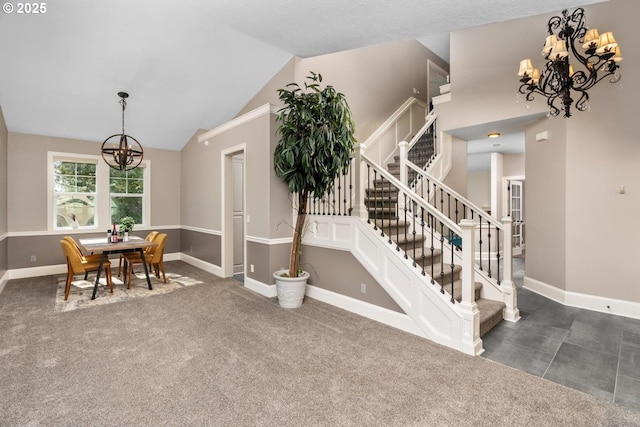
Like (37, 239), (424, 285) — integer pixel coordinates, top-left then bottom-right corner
(398, 140), (408, 186)
(501, 216), (520, 322)
(459, 219), (483, 355)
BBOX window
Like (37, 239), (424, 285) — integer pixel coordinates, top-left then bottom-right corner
(110, 167), (145, 226)
(53, 159), (97, 228)
(48, 152), (150, 231)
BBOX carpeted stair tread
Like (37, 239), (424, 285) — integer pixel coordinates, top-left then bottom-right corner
(431, 278), (482, 302)
(477, 298), (506, 337)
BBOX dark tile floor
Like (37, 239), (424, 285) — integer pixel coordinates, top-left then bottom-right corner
(482, 257), (640, 412)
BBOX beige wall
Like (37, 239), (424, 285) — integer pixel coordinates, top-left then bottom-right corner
(236, 59), (295, 117)
(181, 112), (290, 240)
(239, 39), (448, 146)
(503, 153), (525, 177)
(525, 118), (567, 291)
(0, 107), (8, 276)
(302, 245), (403, 312)
(437, 0), (640, 304)
(7, 132), (181, 232)
(443, 137), (468, 197)
(467, 170), (491, 212)
(294, 39), (447, 144)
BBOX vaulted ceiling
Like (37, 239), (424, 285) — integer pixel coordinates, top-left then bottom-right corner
(0, 0), (605, 150)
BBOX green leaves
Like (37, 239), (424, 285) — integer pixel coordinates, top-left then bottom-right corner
(274, 72), (356, 199)
(274, 72), (356, 277)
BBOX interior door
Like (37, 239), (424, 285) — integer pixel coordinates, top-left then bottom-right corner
(510, 180), (524, 256)
(232, 154), (244, 275)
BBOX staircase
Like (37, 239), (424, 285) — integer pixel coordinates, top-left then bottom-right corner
(304, 98), (518, 354)
(365, 155), (506, 337)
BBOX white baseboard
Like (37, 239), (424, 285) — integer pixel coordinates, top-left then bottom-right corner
(305, 285), (426, 338)
(178, 253), (223, 277)
(5, 252), (187, 282)
(524, 276), (640, 320)
(241, 275), (425, 339)
(244, 276), (277, 298)
(9, 264), (67, 280)
(0, 270), (9, 295)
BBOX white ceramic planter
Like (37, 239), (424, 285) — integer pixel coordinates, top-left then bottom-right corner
(273, 270), (309, 308)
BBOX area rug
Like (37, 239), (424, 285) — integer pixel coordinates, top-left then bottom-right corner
(54, 271), (203, 313)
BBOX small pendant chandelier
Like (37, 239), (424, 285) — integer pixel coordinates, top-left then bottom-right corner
(517, 8), (622, 118)
(101, 92), (144, 171)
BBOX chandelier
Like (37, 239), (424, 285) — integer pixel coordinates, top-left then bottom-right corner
(517, 8), (622, 118)
(101, 92), (144, 171)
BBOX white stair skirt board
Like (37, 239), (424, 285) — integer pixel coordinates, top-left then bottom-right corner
(524, 276), (640, 320)
(304, 215), (482, 355)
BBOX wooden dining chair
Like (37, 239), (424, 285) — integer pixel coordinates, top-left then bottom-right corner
(60, 239), (113, 301)
(118, 231), (159, 277)
(123, 233), (167, 288)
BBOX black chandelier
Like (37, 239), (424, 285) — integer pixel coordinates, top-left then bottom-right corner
(101, 92), (144, 171)
(517, 8), (622, 118)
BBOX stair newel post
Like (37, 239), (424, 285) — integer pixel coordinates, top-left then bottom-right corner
(459, 219), (483, 355)
(398, 140), (409, 224)
(352, 143), (368, 220)
(501, 216), (521, 322)
(398, 140), (408, 186)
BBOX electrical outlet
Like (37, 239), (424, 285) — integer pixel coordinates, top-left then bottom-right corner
(30, 255), (36, 262)
(360, 283), (367, 294)
(250, 264), (255, 273)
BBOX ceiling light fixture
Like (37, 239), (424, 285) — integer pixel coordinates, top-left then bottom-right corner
(101, 92), (144, 171)
(487, 132), (501, 138)
(517, 8), (622, 118)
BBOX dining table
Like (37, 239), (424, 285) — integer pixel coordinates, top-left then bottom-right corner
(79, 236), (157, 300)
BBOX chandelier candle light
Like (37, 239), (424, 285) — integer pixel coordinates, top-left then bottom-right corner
(517, 8), (622, 118)
(101, 92), (144, 171)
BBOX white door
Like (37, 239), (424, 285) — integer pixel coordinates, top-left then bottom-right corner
(510, 180), (524, 256)
(232, 154), (244, 274)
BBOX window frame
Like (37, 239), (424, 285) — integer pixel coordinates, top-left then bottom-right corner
(48, 152), (150, 231)
(108, 161), (151, 228)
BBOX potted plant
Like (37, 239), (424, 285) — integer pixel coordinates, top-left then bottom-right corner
(119, 216), (135, 241)
(273, 72), (356, 308)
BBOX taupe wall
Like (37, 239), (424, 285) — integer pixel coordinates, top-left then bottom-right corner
(6, 132), (181, 270)
(293, 39), (447, 144)
(302, 245), (403, 312)
(238, 40), (447, 145)
(436, 0), (640, 304)
(0, 107), (8, 276)
(10, 228), (181, 270)
(8, 132), (181, 232)
(525, 118), (567, 291)
(181, 229), (220, 267)
(181, 110), (292, 280)
(467, 170), (490, 211)
(443, 137), (468, 196)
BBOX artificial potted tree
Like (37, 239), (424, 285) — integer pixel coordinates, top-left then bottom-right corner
(273, 72), (356, 308)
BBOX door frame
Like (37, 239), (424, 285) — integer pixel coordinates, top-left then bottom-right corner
(221, 144), (247, 278)
(502, 175), (525, 256)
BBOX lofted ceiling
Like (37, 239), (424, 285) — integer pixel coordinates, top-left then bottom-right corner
(0, 0), (605, 151)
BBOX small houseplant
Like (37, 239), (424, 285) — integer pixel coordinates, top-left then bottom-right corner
(119, 216), (135, 240)
(273, 72), (356, 307)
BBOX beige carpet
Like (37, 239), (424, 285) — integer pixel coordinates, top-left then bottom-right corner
(54, 270), (203, 312)
(1, 261), (639, 426)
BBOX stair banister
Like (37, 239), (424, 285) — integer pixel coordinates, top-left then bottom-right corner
(405, 159), (519, 321)
(407, 161), (503, 230)
(361, 153), (460, 235)
(399, 111), (437, 189)
(361, 153), (482, 351)
(361, 97), (429, 167)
